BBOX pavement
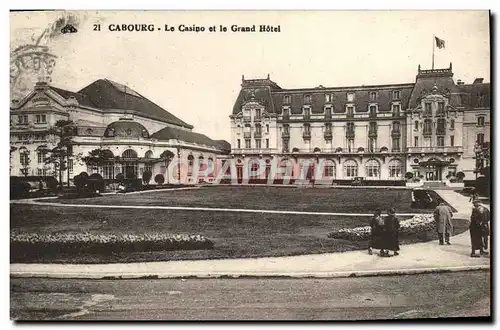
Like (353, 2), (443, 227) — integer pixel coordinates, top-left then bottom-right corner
(10, 189), (490, 279)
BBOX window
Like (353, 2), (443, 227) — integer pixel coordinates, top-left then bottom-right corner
(145, 150), (153, 159)
(304, 124), (310, 134)
(103, 164), (114, 180)
(437, 136), (445, 147)
(392, 104), (401, 116)
(347, 106), (354, 117)
(477, 116), (485, 126)
(122, 149), (137, 158)
(437, 102), (445, 115)
(437, 119), (446, 134)
(343, 159), (358, 178)
(325, 94), (332, 103)
(450, 119), (455, 130)
(347, 92), (355, 102)
(237, 139), (241, 149)
(424, 137), (432, 147)
(254, 109), (261, 120)
(266, 124), (269, 133)
(369, 105), (377, 117)
(187, 155), (194, 175)
(283, 108), (289, 117)
(369, 122), (377, 134)
(255, 124), (262, 135)
(388, 159), (403, 178)
(392, 137), (400, 151)
(284, 95), (291, 104)
(477, 133), (484, 145)
(304, 108), (310, 119)
(266, 138), (269, 149)
(365, 159), (380, 178)
(393, 90), (400, 99)
(325, 107), (332, 118)
(423, 119), (432, 134)
(255, 139), (261, 149)
(414, 120), (419, 131)
(368, 137), (376, 152)
(323, 160), (336, 178)
(370, 92), (377, 101)
(68, 159), (73, 174)
(17, 115), (28, 124)
(304, 94), (311, 104)
(424, 103), (432, 115)
(37, 150), (46, 164)
(450, 135), (454, 147)
(245, 139), (251, 149)
(346, 122), (355, 135)
(347, 138), (354, 152)
(325, 123), (332, 133)
(282, 139), (289, 153)
(414, 136), (419, 147)
(392, 121), (401, 133)
(283, 124), (290, 134)
(20, 150), (29, 166)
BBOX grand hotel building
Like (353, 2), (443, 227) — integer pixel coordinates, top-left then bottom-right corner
(230, 64), (490, 184)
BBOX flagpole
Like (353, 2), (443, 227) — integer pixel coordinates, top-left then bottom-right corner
(432, 34), (435, 70)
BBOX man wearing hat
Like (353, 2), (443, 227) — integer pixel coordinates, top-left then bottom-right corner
(433, 202), (454, 245)
(470, 199), (490, 257)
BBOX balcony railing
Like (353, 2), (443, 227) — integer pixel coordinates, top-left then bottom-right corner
(406, 146), (464, 153)
(243, 132), (252, 138)
(324, 131), (332, 140)
(436, 129), (446, 135)
(282, 131), (290, 138)
(254, 116), (262, 122)
(391, 130), (401, 137)
(254, 131), (262, 138)
(303, 131), (311, 139)
(368, 129), (378, 137)
(243, 116), (251, 122)
(423, 129), (432, 136)
(232, 148), (277, 154)
(346, 130), (355, 138)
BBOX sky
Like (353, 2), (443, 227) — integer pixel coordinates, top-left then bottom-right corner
(10, 10), (490, 141)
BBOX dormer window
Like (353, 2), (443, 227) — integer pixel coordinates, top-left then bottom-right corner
(393, 90), (401, 99)
(347, 92), (355, 102)
(478, 116), (485, 126)
(369, 91), (377, 101)
(284, 95), (291, 104)
(304, 94), (311, 104)
(325, 94), (332, 103)
(86, 128), (93, 135)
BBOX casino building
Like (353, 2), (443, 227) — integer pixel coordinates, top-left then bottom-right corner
(230, 63), (490, 185)
(10, 79), (230, 185)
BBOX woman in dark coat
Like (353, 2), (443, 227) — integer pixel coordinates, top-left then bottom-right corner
(384, 208), (401, 256)
(369, 209), (386, 256)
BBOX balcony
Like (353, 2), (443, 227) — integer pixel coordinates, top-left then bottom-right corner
(346, 130), (355, 138)
(436, 129), (446, 135)
(243, 116), (251, 123)
(254, 116), (262, 122)
(232, 148), (276, 154)
(423, 129), (432, 136)
(368, 129), (378, 138)
(303, 131), (311, 139)
(406, 146), (464, 154)
(282, 131), (290, 138)
(254, 131), (262, 138)
(391, 130), (401, 137)
(243, 132), (252, 138)
(324, 131), (332, 140)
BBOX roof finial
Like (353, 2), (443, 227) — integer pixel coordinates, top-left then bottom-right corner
(242, 74), (245, 83)
(267, 73), (270, 79)
(418, 64), (421, 73)
(449, 62), (452, 70)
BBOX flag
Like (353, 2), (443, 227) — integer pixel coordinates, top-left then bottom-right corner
(435, 36), (445, 49)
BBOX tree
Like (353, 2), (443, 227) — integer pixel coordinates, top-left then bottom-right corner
(19, 148), (31, 177)
(160, 150), (175, 184)
(142, 170), (152, 185)
(45, 120), (76, 188)
(81, 148), (113, 174)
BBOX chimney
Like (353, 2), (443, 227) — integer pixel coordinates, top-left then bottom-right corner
(456, 79), (464, 85)
(473, 78), (484, 84)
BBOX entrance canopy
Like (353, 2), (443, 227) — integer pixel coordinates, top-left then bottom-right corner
(419, 159), (450, 167)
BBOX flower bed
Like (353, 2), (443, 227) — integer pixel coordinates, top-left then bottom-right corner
(327, 214), (435, 241)
(11, 232), (214, 255)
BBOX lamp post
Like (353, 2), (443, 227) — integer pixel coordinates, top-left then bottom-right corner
(177, 134), (181, 183)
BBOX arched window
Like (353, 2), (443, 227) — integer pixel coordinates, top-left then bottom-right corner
(388, 159), (404, 178)
(343, 159), (358, 178)
(198, 155), (205, 171)
(207, 157), (214, 177)
(187, 155), (194, 175)
(365, 159), (380, 178)
(323, 159), (336, 178)
(122, 149), (137, 158)
(313, 147), (321, 153)
(19, 147), (29, 166)
(144, 150), (154, 159)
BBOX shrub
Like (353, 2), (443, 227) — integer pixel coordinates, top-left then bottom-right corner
(404, 172), (414, 180)
(456, 171), (465, 182)
(88, 173), (105, 192)
(115, 172), (125, 183)
(155, 173), (165, 185)
(44, 176), (59, 192)
(125, 167), (136, 179)
(10, 232), (214, 255)
(142, 170), (153, 185)
(10, 181), (30, 199)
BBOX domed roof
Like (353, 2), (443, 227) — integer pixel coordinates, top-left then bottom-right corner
(104, 120), (149, 138)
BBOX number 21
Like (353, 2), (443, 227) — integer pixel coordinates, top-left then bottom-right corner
(93, 24), (101, 31)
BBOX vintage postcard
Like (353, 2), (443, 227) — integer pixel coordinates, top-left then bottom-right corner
(9, 10), (491, 321)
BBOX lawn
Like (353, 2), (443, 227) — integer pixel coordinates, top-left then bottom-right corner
(10, 202), (469, 264)
(41, 186), (451, 213)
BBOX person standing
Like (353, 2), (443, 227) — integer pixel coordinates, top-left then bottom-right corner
(470, 200), (489, 257)
(369, 209), (385, 256)
(384, 208), (400, 256)
(433, 202), (454, 245)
